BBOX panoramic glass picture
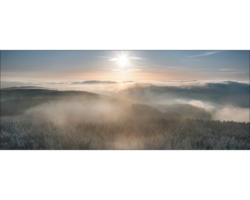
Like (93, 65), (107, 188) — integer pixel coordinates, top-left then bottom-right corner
(0, 50), (249, 149)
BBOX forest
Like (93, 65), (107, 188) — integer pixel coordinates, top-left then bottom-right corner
(0, 83), (249, 150)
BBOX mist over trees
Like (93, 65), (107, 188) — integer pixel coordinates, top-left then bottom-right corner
(0, 81), (250, 150)
(120, 81), (250, 108)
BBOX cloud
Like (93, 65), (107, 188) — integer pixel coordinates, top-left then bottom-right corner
(217, 68), (239, 73)
(188, 51), (219, 58)
(71, 80), (117, 85)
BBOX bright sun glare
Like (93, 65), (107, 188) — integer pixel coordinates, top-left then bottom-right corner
(111, 54), (130, 68)
(116, 55), (129, 67)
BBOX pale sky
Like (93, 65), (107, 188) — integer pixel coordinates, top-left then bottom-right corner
(1, 50), (249, 82)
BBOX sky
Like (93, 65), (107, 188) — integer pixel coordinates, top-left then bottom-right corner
(1, 50), (249, 83)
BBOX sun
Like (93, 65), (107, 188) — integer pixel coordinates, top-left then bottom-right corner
(116, 54), (130, 67)
(110, 53), (130, 68)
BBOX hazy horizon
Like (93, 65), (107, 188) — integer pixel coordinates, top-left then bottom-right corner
(1, 50), (249, 84)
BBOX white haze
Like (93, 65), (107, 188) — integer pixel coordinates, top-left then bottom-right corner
(213, 106), (250, 122)
(24, 100), (130, 127)
(173, 99), (249, 122)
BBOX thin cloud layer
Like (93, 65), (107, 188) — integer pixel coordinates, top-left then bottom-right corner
(71, 80), (117, 85)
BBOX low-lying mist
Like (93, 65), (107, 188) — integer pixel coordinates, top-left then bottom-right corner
(0, 81), (249, 149)
(25, 100), (129, 126)
(213, 106), (249, 122)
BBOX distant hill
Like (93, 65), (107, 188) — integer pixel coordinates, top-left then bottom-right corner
(119, 81), (250, 108)
(0, 87), (100, 116)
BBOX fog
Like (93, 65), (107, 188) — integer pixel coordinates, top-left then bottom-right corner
(213, 106), (249, 122)
(0, 81), (249, 149)
(24, 100), (130, 126)
(1, 80), (249, 123)
(169, 99), (249, 122)
(117, 81), (249, 123)
(120, 81), (250, 108)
